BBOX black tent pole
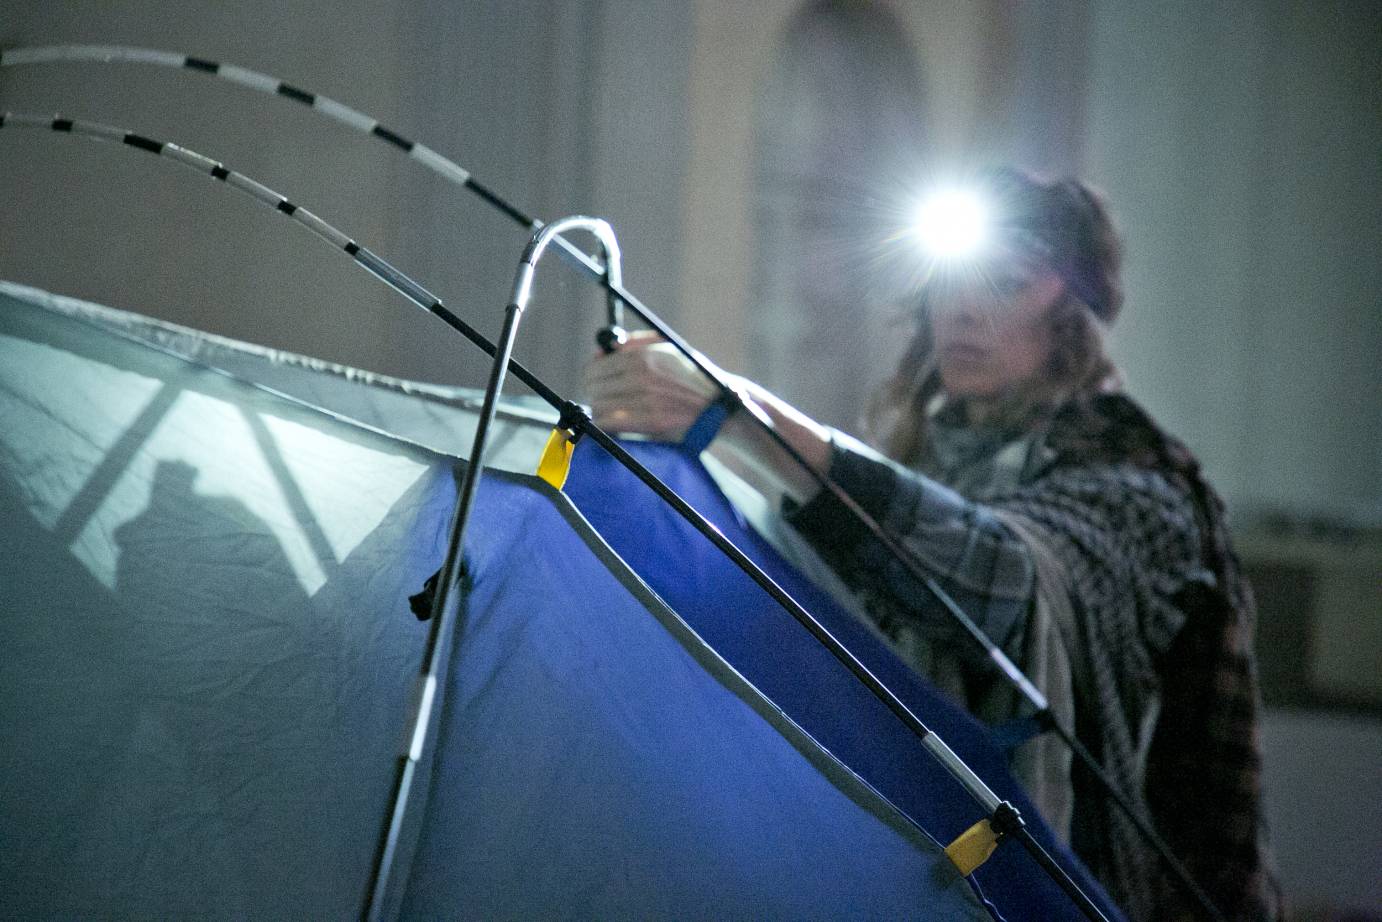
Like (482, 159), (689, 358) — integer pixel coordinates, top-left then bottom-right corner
(393, 211), (1111, 922)
(14, 45), (1071, 788)
(0, 70), (1210, 920)
(6, 113), (1115, 922)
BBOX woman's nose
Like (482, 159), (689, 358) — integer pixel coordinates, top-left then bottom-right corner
(941, 290), (987, 325)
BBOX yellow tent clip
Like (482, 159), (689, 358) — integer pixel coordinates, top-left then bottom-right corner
(945, 817), (1001, 876)
(537, 426), (577, 489)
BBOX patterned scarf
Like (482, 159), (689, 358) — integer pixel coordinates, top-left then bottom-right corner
(922, 393), (1281, 921)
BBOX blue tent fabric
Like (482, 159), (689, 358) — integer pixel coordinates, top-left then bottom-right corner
(404, 472), (991, 920)
(0, 284), (992, 920)
(564, 439), (1127, 922)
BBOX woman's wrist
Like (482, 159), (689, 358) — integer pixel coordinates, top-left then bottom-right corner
(716, 380), (833, 502)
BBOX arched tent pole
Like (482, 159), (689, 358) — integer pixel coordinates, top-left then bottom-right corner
(11, 43), (1206, 918)
(0, 115), (1116, 922)
(2, 112), (1112, 922)
(0, 49), (1080, 763)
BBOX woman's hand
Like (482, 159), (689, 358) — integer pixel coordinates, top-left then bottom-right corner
(583, 329), (833, 502)
(583, 330), (726, 441)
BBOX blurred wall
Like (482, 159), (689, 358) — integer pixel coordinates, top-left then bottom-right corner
(1084, 0), (1382, 525)
(674, 0), (1382, 524)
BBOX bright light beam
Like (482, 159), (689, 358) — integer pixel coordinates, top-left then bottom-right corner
(912, 188), (989, 261)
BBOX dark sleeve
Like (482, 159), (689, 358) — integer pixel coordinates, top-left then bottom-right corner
(783, 431), (1037, 647)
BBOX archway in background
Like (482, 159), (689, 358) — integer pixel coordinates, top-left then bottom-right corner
(750, 0), (929, 432)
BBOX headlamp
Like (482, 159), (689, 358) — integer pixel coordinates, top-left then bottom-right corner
(908, 171), (1116, 321)
(911, 187), (989, 262)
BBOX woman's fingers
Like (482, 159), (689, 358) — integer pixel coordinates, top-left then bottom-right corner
(589, 379), (711, 437)
(622, 328), (664, 346)
(583, 333), (717, 439)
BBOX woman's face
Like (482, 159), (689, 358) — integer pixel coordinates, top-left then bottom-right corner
(929, 263), (1065, 400)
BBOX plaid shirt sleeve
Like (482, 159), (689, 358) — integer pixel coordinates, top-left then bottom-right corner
(784, 398), (1278, 919)
(783, 431), (1036, 647)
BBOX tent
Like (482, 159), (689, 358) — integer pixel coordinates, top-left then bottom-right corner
(0, 280), (1118, 919)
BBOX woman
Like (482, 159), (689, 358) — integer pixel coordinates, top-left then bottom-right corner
(584, 168), (1278, 921)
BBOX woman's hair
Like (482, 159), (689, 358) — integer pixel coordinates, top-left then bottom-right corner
(864, 168), (1124, 465)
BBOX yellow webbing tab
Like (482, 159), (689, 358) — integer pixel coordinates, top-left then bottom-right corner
(536, 427), (576, 490)
(945, 818), (1000, 876)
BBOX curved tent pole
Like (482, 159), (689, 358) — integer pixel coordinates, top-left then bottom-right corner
(0, 49), (1079, 767)
(365, 216), (626, 920)
(0, 43), (1222, 921)
(0, 49), (1096, 768)
(1, 113), (1114, 921)
(367, 218), (627, 922)
(439, 212), (1114, 922)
